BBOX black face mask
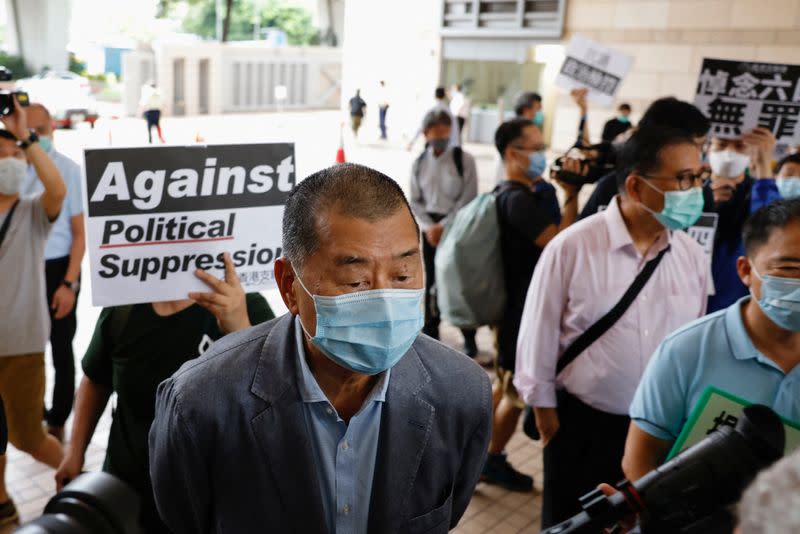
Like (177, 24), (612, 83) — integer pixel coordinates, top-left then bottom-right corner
(430, 138), (449, 154)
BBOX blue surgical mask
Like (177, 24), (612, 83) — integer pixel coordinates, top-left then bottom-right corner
(38, 135), (53, 154)
(617, 115), (630, 124)
(430, 138), (449, 154)
(296, 275), (424, 375)
(640, 179), (705, 230)
(533, 111), (545, 127)
(751, 265), (800, 332)
(526, 150), (547, 179)
(777, 177), (800, 199)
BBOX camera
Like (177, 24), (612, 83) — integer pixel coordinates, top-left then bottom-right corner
(0, 65), (28, 117)
(551, 141), (617, 187)
(14, 472), (142, 534)
(541, 404), (785, 534)
(0, 91), (29, 117)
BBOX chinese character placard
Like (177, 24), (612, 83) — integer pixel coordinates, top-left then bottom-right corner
(694, 58), (800, 144)
(555, 35), (634, 107)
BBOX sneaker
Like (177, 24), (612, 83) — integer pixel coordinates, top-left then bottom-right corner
(0, 500), (19, 526)
(481, 453), (534, 492)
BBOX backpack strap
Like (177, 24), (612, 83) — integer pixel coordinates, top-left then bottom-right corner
(453, 146), (464, 178)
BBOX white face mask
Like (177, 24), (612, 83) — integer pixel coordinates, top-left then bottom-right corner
(0, 157), (27, 195)
(708, 149), (750, 178)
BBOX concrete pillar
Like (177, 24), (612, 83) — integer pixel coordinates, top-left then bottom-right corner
(5, 0), (70, 73)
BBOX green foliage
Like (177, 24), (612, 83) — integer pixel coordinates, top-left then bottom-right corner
(0, 52), (32, 79)
(68, 53), (87, 76)
(180, 0), (319, 45)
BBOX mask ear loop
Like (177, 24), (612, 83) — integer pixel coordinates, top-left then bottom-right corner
(293, 267), (317, 339)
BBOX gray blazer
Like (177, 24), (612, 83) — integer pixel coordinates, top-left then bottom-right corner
(149, 314), (492, 534)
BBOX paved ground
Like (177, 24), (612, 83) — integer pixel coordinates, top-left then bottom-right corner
(3, 110), (548, 532)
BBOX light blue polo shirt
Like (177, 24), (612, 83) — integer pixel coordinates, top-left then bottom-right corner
(630, 297), (800, 441)
(23, 148), (83, 260)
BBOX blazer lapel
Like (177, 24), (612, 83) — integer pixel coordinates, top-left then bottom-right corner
(250, 315), (328, 534)
(368, 344), (434, 533)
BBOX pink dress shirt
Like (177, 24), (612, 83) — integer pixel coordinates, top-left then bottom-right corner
(514, 196), (710, 415)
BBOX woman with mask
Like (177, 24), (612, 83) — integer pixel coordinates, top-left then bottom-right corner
(706, 127), (781, 313)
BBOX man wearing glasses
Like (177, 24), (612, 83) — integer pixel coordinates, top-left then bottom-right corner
(515, 126), (711, 529)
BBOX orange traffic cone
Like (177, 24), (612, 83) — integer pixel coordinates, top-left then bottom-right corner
(335, 123), (346, 163)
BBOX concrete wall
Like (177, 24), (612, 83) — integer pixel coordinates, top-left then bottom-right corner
(550, 0), (800, 149)
(5, 0), (70, 73)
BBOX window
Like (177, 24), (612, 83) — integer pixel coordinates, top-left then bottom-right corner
(441, 0), (565, 38)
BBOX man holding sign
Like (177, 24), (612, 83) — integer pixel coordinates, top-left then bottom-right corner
(625, 198), (800, 482)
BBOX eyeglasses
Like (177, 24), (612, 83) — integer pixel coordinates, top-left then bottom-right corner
(640, 169), (712, 191)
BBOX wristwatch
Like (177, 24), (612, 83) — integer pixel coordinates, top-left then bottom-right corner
(17, 132), (39, 150)
(61, 279), (80, 293)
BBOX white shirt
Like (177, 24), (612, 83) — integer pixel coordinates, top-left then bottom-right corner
(514, 196), (710, 415)
(450, 91), (470, 118)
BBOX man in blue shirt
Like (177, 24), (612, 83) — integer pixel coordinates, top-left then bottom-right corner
(22, 103), (85, 441)
(624, 198), (800, 482)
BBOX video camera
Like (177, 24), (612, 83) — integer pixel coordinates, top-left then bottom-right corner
(541, 404), (785, 534)
(0, 65), (29, 117)
(14, 472), (142, 534)
(550, 141), (617, 187)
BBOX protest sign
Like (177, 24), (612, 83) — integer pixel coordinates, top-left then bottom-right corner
(686, 212), (718, 257)
(694, 58), (800, 144)
(667, 386), (800, 460)
(83, 143), (294, 306)
(555, 34), (634, 107)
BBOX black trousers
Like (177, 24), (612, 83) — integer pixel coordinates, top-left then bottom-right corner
(457, 116), (466, 143)
(379, 105), (388, 139)
(421, 215), (476, 345)
(44, 256), (79, 428)
(540, 390), (630, 529)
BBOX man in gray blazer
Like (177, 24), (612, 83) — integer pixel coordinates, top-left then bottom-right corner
(149, 163), (492, 534)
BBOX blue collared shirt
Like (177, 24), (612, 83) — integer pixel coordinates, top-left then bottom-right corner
(294, 316), (390, 534)
(630, 297), (800, 441)
(22, 149), (83, 260)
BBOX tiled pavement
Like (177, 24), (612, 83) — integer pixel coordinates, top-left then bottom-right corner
(3, 324), (544, 533)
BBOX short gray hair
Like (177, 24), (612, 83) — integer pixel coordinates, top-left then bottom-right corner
(738, 448), (800, 532)
(282, 163), (419, 272)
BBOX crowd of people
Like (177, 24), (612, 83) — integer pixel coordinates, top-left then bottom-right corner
(0, 77), (799, 534)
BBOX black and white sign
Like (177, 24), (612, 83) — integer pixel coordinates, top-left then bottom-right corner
(83, 143), (295, 306)
(694, 58), (800, 144)
(686, 213), (718, 257)
(556, 35), (634, 107)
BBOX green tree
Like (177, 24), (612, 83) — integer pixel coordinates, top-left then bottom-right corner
(172, 0), (319, 45)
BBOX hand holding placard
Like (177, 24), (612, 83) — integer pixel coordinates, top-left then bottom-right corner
(189, 252), (251, 334)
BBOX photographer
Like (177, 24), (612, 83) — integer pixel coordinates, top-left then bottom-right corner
(624, 198), (800, 482)
(0, 96), (67, 525)
(54, 253), (272, 533)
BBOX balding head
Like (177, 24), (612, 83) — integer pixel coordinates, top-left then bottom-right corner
(27, 103), (53, 137)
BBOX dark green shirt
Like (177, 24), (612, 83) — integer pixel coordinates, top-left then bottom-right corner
(82, 294), (273, 502)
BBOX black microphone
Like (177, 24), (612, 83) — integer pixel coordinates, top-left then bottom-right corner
(542, 404), (785, 534)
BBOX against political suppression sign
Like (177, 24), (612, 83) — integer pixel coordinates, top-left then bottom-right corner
(555, 34), (634, 107)
(694, 58), (800, 144)
(83, 143), (294, 306)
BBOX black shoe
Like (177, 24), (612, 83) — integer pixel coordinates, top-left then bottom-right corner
(0, 499), (19, 526)
(481, 453), (533, 492)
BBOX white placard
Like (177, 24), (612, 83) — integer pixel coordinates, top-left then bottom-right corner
(555, 34), (634, 107)
(83, 143), (295, 306)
